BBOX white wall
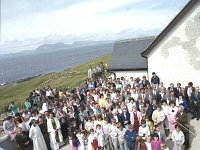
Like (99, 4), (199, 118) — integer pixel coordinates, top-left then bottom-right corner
(110, 70), (147, 79)
(147, 2), (200, 87)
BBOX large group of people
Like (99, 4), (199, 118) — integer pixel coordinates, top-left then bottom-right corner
(3, 63), (199, 150)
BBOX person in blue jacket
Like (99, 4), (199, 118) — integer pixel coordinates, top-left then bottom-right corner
(125, 124), (136, 150)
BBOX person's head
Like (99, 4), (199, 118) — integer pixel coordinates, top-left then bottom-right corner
(146, 135), (151, 143)
(142, 76), (146, 80)
(49, 112), (55, 119)
(178, 105), (184, 113)
(16, 127), (22, 134)
(128, 124), (134, 131)
(153, 133), (159, 141)
(161, 143), (168, 150)
(132, 106), (137, 112)
(30, 119), (37, 127)
(24, 109), (28, 114)
(96, 124), (101, 130)
(117, 123), (123, 130)
(170, 83), (174, 88)
(90, 129), (95, 135)
(136, 136), (142, 143)
(141, 119), (146, 127)
(152, 72), (156, 76)
(161, 100), (167, 106)
(188, 82), (193, 87)
(111, 118), (116, 125)
(156, 105), (162, 111)
(169, 101), (175, 108)
(6, 116), (13, 122)
(10, 101), (14, 105)
(38, 116), (44, 124)
(122, 107), (127, 113)
(195, 86), (199, 92)
(175, 124), (181, 132)
(177, 83), (181, 87)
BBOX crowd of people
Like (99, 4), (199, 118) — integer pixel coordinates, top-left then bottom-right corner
(3, 63), (199, 150)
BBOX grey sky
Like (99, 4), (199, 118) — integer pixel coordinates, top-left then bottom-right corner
(0, 0), (189, 54)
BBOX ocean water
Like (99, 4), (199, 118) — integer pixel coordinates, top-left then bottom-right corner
(0, 43), (113, 85)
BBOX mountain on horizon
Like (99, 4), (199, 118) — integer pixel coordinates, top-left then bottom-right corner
(35, 40), (113, 53)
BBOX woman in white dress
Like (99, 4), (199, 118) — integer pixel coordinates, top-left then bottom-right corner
(29, 119), (48, 150)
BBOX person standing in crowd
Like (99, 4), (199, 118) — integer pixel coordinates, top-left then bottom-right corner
(176, 105), (190, 149)
(130, 106), (142, 133)
(88, 66), (94, 79)
(151, 72), (160, 88)
(135, 136), (147, 150)
(125, 125), (137, 150)
(38, 116), (51, 150)
(8, 102), (18, 117)
(184, 82), (195, 113)
(120, 107), (130, 129)
(191, 86), (200, 120)
(167, 101), (178, 137)
(117, 123), (128, 150)
(172, 124), (185, 150)
(3, 116), (16, 141)
(150, 133), (161, 150)
(15, 127), (33, 150)
(109, 118), (118, 150)
(47, 112), (63, 150)
(29, 119), (48, 150)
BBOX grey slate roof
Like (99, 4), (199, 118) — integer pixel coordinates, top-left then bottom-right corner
(109, 37), (155, 71)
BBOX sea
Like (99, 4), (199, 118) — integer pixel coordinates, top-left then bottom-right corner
(0, 43), (113, 85)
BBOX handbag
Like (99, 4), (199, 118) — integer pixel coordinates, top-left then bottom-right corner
(91, 139), (98, 148)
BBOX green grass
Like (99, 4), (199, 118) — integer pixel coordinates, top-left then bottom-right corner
(0, 54), (111, 113)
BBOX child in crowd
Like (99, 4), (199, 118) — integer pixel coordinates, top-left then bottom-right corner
(96, 124), (104, 150)
(138, 119), (150, 140)
(151, 133), (161, 150)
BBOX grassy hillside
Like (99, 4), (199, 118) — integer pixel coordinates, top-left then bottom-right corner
(0, 54), (111, 113)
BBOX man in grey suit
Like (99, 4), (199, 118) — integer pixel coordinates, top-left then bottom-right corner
(191, 86), (200, 120)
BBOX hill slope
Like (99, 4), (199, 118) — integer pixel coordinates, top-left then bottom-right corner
(0, 54), (111, 112)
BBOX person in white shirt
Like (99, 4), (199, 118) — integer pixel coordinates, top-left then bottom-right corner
(172, 124), (185, 150)
(138, 119), (150, 140)
(109, 118), (118, 150)
(102, 119), (111, 150)
(117, 123), (128, 150)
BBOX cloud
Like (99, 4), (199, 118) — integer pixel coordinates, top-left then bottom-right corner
(1, 0), (189, 53)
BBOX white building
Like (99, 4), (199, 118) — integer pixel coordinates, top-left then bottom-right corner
(142, 0), (200, 86)
(109, 0), (200, 87)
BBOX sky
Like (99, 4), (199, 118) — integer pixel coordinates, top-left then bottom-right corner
(0, 0), (189, 54)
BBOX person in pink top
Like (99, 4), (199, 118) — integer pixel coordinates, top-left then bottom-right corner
(167, 101), (178, 135)
(151, 133), (161, 150)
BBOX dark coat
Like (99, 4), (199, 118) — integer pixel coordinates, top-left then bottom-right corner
(125, 130), (136, 148)
(120, 112), (130, 125)
(145, 105), (154, 119)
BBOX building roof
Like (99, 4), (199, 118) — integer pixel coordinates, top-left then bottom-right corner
(141, 0), (198, 57)
(109, 36), (155, 71)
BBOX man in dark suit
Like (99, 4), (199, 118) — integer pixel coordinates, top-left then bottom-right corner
(176, 83), (182, 96)
(120, 107), (130, 128)
(191, 86), (200, 120)
(168, 83), (178, 97)
(151, 72), (160, 87)
(185, 82), (195, 112)
(176, 105), (190, 149)
(144, 100), (153, 120)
